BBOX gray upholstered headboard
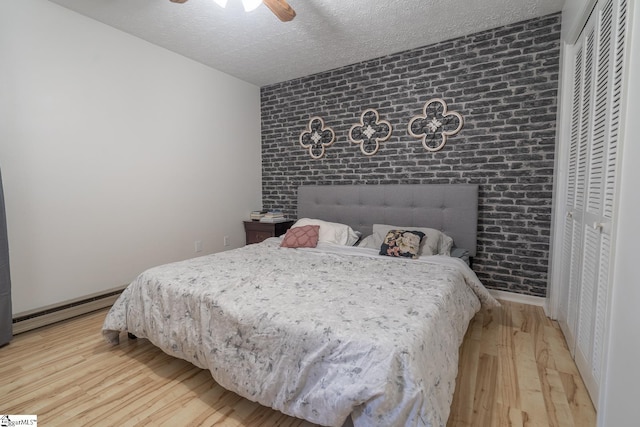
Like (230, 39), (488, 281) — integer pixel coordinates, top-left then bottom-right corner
(297, 184), (479, 256)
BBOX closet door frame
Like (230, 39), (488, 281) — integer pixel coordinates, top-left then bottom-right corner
(548, 0), (631, 410)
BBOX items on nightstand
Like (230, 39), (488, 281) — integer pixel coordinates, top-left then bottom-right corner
(250, 210), (268, 221)
(259, 210), (287, 223)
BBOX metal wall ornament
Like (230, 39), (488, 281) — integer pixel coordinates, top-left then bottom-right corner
(299, 116), (336, 159)
(408, 98), (464, 152)
(348, 108), (392, 156)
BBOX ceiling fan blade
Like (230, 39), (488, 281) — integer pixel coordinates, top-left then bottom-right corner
(263, 0), (296, 22)
(168, 0), (295, 22)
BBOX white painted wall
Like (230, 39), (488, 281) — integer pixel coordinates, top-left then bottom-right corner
(599, 1), (640, 424)
(0, 0), (262, 314)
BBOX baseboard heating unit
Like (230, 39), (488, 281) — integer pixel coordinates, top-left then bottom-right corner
(12, 286), (126, 335)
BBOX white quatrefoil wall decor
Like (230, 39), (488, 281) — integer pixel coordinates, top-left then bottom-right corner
(299, 116), (336, 159)
(348, 108), (393, 156)
(408, 98), (464, 152)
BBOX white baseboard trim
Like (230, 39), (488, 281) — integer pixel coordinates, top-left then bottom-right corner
(490, 290), (549, 315)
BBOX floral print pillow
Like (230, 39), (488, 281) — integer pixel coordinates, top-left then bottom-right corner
(379, 230), (426, 259)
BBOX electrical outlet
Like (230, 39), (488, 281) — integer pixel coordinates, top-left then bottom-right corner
(224, 236), (230, 247)
(194, 240), (203, 252)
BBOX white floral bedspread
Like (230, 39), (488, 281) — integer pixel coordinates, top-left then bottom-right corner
(102, 238), (499, 427)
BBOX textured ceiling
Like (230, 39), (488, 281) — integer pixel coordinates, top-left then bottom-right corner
(47, 0), (564, 87)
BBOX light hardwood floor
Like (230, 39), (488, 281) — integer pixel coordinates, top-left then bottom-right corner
(0, 300), (595, 426)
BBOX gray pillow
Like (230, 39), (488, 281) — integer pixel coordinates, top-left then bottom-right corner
(451, 247), (470, 265)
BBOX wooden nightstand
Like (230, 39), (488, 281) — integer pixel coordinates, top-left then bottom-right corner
(243, 220), (295, 245)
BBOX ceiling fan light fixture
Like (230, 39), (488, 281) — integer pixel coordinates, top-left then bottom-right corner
(241, 0), (263, 12)
(174, 0), (294, 22)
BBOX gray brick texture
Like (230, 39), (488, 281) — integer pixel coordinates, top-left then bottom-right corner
(260, 13), (561, 297)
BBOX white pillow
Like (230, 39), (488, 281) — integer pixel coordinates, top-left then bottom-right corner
(291, 218), (360, 246)
(370, 224), (453, 256)
(356, 234), (379, 250)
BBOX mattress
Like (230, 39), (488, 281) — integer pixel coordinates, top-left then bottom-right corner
(103, 238), (499, 426)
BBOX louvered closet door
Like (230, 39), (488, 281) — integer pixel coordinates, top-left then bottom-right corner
(558, 31), (587, 354)
(558, 0), (628, 408)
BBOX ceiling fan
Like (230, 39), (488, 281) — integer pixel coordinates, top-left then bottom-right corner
(169, 0), (296, 22)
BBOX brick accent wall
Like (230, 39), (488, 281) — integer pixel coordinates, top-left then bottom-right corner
(260, 13), (561, 297)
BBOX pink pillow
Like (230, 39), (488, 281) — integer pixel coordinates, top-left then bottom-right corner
(280, 225), (320, 248)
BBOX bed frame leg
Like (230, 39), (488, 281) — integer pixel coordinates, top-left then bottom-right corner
(127, 332), (137, 340)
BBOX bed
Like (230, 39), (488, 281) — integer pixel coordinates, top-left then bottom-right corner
(102, 184), (499, 427)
